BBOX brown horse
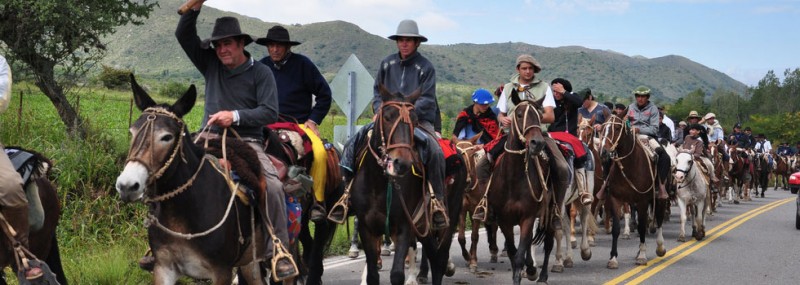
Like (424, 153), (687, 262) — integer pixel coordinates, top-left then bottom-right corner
(728, 147), (751, 202)
(598, 115), (668, 269)
(116, 76), (272, 285)
(348, 86), (449, 285)
(453, 134), (500, 273)
(482, 98), (556, 285)
(1, 148), (66, 285)
(708, 142), (729, 212)
(773, 154), (791, 190)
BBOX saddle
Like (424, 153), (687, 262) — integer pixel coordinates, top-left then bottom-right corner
(4, 148), (47, 231)
(200, 138), (265, 205)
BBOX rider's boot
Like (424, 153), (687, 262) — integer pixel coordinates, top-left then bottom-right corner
(309, 201), (327, 223)
(575, 168), (592, 205)
(2, 205), (43, 279)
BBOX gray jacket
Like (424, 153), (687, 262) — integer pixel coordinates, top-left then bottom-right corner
(626, 101), (659, 138)
(372, 51), (441, 132)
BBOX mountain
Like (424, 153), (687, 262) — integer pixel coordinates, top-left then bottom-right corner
(102, 0), (746, 102)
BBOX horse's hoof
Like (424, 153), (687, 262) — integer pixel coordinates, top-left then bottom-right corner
(607, 259), (619, 269)
(571, 240), (577, 249)
(564, 257), (574, 268)
(656, 246), (667, 257)
(551, 264), (564, 273)
(348, 249), (360, 259)
(526, 268), (539, 281)
(381, 248), (391, 256)
(414, 276), (426, 284)
(500, 250), (508, 257)
(622, 234), (631, 240)
(469, 264), (478, 273)
(636, 258), (648, 265)
(446, 261), (456, 277)
(377, 258), (383, 270)
(581, 249), (592, 261)
(490, 254), (498, 263)
(588, 239), (596, 247)
(678, 236), (686, 242)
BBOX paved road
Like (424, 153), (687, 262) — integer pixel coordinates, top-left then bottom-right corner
(320, 189), (800, 284)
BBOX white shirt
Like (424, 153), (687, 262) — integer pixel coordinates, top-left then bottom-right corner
(0, 55), (11, 114)
(497, 83), (555, 114)
(755, 140), (772, 153)
(662, 115), (675, 139)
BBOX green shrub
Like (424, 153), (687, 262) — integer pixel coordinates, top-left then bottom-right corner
(159, 81), (189, 99)
(98, 65), (132, 90)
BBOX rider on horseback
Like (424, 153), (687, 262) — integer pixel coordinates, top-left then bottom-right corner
(255, 26), (333, 223)
(547, 78), (593, 205)
(453, 88), (500, 145)
(0, 55), (43, 281)
(626, 86), (670, 199)
(337, 19), (449, 230)
(472, 54), (572, 221)
(681, 124), (719, 184)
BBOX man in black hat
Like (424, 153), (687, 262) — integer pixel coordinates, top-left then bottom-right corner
(614, 103), (626, 117)
(172, 2), (296, 280)
(255, 26), (333, 223)
(743, 127), (756, 149)
(336, 19), (449, 229)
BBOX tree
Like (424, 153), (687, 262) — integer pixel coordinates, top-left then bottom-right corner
(0, 0), (156, 138)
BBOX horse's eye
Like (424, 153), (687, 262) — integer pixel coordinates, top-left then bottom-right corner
(161, 134), (174, 142)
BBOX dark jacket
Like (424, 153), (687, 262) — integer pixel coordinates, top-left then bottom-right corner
(548, 91), (583, 136)
(453, 105), (499, 144)
(372, 51), (441, 132)
(259, 52), (332, 125)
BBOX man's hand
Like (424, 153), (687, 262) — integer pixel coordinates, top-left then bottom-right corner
(304, 120), (321, 137)
(499, 114), (511, 128)
(594, 124), (603, 132)
(632, 127), (639, 134)
(207, 110), (234, 127)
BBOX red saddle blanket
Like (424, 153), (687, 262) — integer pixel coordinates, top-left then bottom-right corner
(549, 132), (586, 158)
(267, 122), (312, 155)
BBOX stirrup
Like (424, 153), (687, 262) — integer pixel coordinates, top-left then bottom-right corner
(473, 197), (488, 222)
(271, 237), (299, 282)
(430, 198), (449, 230)
(327, 180), (352, 224)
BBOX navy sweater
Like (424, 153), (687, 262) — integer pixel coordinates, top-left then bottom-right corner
(259, 53), (332, 124)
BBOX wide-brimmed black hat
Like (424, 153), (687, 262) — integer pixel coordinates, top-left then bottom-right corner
(255, 25), (301, 46)
(201, 17), (254, 49)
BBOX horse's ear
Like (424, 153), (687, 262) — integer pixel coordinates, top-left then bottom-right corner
(510, 88), (521, 106)
(405, 88), (422, 104)
(130, 74), (156, 111)
(533, 97), (544, 109)
(171, 85), (197, 118)
(378, 84), (394, 104)
(469, 132), (483, 144)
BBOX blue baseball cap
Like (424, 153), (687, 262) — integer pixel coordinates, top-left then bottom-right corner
(472, 88), (494, 105)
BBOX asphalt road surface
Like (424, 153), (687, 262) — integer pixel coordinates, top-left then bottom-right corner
(320, 189), (800, 284)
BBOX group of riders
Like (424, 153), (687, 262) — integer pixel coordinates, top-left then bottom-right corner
(3, 1), (800, 283)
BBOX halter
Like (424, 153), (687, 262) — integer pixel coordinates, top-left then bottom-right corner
(125, 107), (190, 194)
(504, 101), (542, 155)
(368, 101), (418, 170)
(600, 115), (656, 194)
(455, 140), (482, 191)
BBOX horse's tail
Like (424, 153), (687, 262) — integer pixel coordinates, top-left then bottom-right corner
(45, 232), (68, 285)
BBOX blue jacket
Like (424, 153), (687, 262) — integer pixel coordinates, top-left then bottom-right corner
(259, 53), (332, 125)
(372, 51), (441, 132)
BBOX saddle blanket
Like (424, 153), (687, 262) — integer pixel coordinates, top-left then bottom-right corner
(549, 132), (586, 158)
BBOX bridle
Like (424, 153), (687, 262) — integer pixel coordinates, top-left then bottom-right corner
(125, 107), (207, 203)
(455, 140), (482, 191)
(600, 115), (655, 194)
(504, 101), (542, 155)
(368, 101), (417, 170)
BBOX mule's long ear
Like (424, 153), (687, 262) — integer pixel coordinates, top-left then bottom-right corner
(405, 88), (422, 104)
(510, 88), (521, 106)
(378, 84), (394, 104)
(171, 85), (197, 118)
(130, 74), (156, 111)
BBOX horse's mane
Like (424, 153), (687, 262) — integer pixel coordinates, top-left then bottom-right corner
(6, 146), (53, 178)
(200, 138), (263, 192)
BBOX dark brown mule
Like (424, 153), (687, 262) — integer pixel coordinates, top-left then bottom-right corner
(115, 76), (270, 285)
(727, 147), (751, 202)
(598, 115), (668, 269)
(453, 135), (500, 273)
(773, 154), (790, 190)
(257, 119), (343, 285)
(0, 148), (66, 285)
(348, 86), (447, 285)
(482, 98), (556, 285)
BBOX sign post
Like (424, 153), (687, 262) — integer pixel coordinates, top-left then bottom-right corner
(330, 54), (374, 148)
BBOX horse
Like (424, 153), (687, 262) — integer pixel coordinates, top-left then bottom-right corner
(482, 97), (556, 285)
(254, 117), (344, 285)
(0, 148), (66, 285)
(672, 151), (707, 242)
(453, 134), (500, 273)
(751, 152), (770, 197)
(348, 86), (449, 285)
(728, 147), (751, 203)
(115, 76), (272, 285)
(708, 141), (729, 212)
(598, 115), (669, 269)
(773, 155), (791, 190)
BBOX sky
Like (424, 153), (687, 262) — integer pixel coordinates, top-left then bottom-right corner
(205, 0), (799, 86)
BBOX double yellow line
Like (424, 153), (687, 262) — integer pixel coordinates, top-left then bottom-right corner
(604, 197), (794, 285)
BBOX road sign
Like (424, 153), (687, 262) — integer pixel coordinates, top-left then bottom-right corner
(330, 54), (374, 146)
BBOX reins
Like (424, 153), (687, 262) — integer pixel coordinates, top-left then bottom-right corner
(600, 116), (656, 195)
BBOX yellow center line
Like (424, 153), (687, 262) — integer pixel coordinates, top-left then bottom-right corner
(604, 197), (794, 285)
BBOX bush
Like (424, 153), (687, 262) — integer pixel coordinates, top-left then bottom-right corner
(98, 65), (132, 90)
(159, 81), (189, 99)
